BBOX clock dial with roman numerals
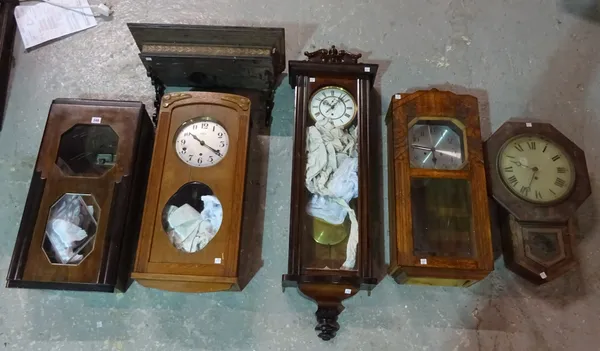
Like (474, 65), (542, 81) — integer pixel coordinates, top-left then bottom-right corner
(308, 86), (357, 127)
(498, 135), (575, 204)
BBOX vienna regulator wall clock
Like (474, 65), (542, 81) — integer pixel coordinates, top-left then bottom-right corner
(386, 89), (494, 287)
(485, 120), (591, 284)
(7, 99), (153, 292)
(283, 46), (384, 340)
(128, 24), (284, 292)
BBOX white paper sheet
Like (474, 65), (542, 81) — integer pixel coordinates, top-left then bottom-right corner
(14, 0), (97, 49)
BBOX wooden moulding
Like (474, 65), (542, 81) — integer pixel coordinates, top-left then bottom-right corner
(283, 47), (383, 340)
(0, 0), (17, 130)
(132, 92), (253, 293)
(6, 99), (154, 292)
(127, 23), (285, 129)
(386, 89), (494, 287)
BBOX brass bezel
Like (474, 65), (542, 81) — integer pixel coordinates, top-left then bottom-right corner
(308, 86), (358, 128)
(172, 116), (230, 168)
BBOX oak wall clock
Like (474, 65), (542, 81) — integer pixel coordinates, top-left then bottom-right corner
(485, 120), (591, 284)
(283, 46), (383, 340)
(132, 92), (253, 292)
(7, 98), (153, 292)
(386, 89), (494, 287)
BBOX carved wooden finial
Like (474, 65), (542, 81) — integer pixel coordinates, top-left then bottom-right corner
(304, 45), (362, 64)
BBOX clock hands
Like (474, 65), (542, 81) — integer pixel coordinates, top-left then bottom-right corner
(190, 134), (222, 157)
(510, 160), (535, 169)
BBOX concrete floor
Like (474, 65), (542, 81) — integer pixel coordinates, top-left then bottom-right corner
(1, 0), (600, 350)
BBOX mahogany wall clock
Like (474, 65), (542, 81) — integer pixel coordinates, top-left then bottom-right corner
(0, 0), (17, 130)
(386, 89), (494, 287)
(283, 46), (384, 340)
(485, 120), (591, 284)
(132, 91), (254, 293)
(6, 98), (153, 292)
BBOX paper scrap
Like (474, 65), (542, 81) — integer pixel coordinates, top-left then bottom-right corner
(14, 0), (97, 49)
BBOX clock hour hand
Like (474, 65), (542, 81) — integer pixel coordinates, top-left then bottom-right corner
(510, 160), (534, 169)
(190, 134), (222, 157)
(412, 144), (432, 152)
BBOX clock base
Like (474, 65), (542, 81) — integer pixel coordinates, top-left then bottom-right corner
(133, 273), (240, 293)
(389, 265), (490, 287)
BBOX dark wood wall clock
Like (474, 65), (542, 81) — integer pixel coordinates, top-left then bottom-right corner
(386, 89), (494, 287)
(132, 92), (253, 292)
(127, 23), (285, 132)
(6, 98), (154, 292)
(0, 0), (17, 130)
(282, 46), (383, 340)
(485, 120), (591, 284)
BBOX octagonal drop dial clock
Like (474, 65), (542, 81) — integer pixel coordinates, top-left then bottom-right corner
(485, 120), (591, 284)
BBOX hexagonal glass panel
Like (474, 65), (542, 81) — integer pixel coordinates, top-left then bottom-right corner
(43, 193), (99, 265)
(524, 229), (566, 268)
(55, 124), (119, 177)
(408, 117), (467, 170)
(162, 182), (223, 253)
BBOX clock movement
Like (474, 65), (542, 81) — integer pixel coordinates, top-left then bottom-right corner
(0, 0), (17, 130)
(132, 92), (253, 292)
(283, 46), (383, 340)
(386, 89), (494, 287)
(485, 120), (591, 284)
(6, 98), (154, 292)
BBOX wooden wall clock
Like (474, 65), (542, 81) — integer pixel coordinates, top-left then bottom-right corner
(0, 0), (17, 130)
(6, 98), (154, 292)
(485, 120), (591, 284)
(283, 46), (383, 340)
(132, 91), (255, 293)
(386, 89), (494, 287)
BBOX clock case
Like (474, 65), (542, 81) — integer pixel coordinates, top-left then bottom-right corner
(282, 47), (384, 340)
(386, 89), (494, 287)
(127, 23), (285, 131)
(0, 0), (17, 130)
(132, 92), (253, 293)
(6, 99), (154, 292)
(484, 120), (591, 284)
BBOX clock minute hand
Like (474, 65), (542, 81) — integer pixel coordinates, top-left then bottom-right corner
(190, 134), (222, 157)
(412, 144), (432, 151)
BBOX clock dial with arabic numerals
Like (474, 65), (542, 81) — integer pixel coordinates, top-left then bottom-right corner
(174, 118), (229, 167)
(498, 135), (575, 204)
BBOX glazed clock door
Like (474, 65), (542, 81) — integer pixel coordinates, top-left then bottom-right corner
(134, 92), (251, 291)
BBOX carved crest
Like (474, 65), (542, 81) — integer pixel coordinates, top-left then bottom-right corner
(304, 45), (362, 64)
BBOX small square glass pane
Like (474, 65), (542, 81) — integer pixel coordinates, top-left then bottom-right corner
(411, 178), (473, 257)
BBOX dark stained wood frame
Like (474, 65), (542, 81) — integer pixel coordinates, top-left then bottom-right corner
(283, 53), (383, 340)
(485, 120), (591, 284)
(484, 120), (591, 223)
(6, 99), (154, 292)
(132, 92), (252, 293)
(0, 0), (17, 130)
(500, 213), (576, 284)
(386, 89), (494, 286)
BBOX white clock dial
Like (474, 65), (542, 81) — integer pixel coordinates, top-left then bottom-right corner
(174, 118), (229, 167)
(308, 86), (357, 127)
(498, 135), (575, 204)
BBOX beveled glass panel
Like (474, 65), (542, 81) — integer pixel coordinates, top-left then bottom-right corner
(42, 193), (99, 265)
(411, 178), (473, 257)
(162, 182), (223, 253)
(55, 124), (118, 177)
(300, 86), (360, 272)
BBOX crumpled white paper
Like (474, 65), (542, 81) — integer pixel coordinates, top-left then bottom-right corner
(166, 196), (223, 253)
(305, 120), (359, 270)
